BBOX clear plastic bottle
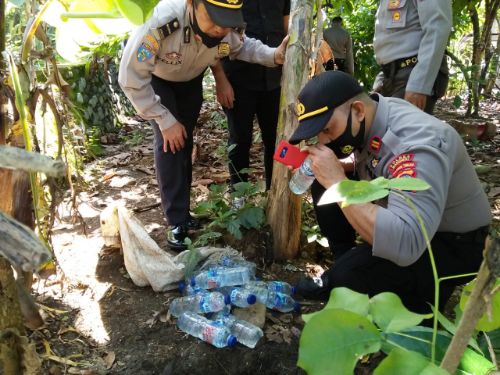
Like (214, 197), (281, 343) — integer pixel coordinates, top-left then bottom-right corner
(169, 291), (230, 317)
(212, 312), (264, 348)
(241, 283), (269, 304)
(220, 257), (257, 278)
(191, 266), (252, 289)
(245, 280), (296, 297)
(177, 311), (237, 348)
(266, 291), (300, 313)
(178, 282), (206, 296)
(228, 287), (257, 308)
(289, 158), (315, 195)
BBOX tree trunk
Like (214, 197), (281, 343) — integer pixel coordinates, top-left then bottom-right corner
(483, 19), (500, 95)
(267, 0), (315, 260)
(479, 1), (500, 96)
(468, 4), (481, 116)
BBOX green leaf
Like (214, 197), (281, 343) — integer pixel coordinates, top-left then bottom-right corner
(387, 178), (431, 191)
(232, 181), (253, 195)
(238, 168), (255, 174)
(227, 219), (242, 239)
(113, 0), (159, 25)
(237, 207), (265, 229)
(453, 95), (463, 109)
(298, 309), (381, 375)
(374, 348), (449, 375)
(8, 0), (25, 6)
(318, 179), (389, 206)
(302, 287), (370, 324)
(370, 292), (432, 333)
(459, 278), (500, 332)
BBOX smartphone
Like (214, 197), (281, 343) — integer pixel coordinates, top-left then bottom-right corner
(273, 140), (308, 169)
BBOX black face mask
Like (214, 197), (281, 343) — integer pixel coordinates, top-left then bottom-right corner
(325, 106), (365, 159)
(190, 2), (223, 48)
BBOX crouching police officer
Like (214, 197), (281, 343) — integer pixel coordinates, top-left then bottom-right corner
(290, 71), (491, 313)
(119, 0), (288, 251)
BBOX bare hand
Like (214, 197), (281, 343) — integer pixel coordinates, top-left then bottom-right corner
(161, 122), (187, 154)
(274, 35), (289, 65)
(215, 76), (235, 109)
(308, 144), (347, 189)
(404, 91), (427, 110)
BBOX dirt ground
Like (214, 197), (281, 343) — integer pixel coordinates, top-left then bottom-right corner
(30, 97), (499, 375)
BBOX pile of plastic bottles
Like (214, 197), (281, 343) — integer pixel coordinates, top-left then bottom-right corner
(169, 255), (300, 349)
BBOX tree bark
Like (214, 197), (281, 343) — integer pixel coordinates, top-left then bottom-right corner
(440, 237), (500, 374)
(468, 4), (481, 116)
(267, 0), (315, 260)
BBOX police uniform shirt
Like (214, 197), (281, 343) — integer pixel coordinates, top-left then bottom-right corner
(354, 94), (491, 267)
(373, 0), (452, 95)
(222, 0), (291, 91)
(118, 0), (277, 131)
(323, 23), (354, 74)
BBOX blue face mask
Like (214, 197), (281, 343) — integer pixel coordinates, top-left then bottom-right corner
(190, 1), (224, 48)
(325, 106), (365, 159)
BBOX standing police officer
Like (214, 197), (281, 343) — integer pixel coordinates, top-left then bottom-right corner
(323, 16), (354, 75)
(119, 0), (288, 250)
(373, 0), (452, 114)
(220, 0), (290, 193)
(291, 71), (491, 313)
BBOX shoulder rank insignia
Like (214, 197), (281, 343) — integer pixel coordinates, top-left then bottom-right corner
(152, 18), (180, 40)
(388, 0), (401, 10)
(370, 136), (382, 153)
(218, 42), (230, 57)
(137, 34), (159, 62)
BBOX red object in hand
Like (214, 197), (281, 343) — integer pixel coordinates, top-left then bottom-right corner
(273, 140), (309, 169)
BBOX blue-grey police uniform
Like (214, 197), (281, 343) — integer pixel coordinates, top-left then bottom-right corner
(118, 0), (277, 226)
(323, 23), (354, 75)
(313, 94), (491, 312)
(372, 0), (452, 114)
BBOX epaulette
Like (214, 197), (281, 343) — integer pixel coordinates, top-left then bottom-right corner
(152, 18), (181, 40)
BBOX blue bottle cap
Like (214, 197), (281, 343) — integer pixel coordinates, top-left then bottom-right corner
(227, 335), (238, 348)
(293, 302), (301, 313)
(224, 294), (231, 305)
(247, 294), (257, 305)
(190, 276), (196, 287)
(291, 286), (297, 295)
(178, 281), (186, 292)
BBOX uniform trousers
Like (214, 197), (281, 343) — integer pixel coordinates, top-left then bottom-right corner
(311, 180), (488, 314)
(372, 64), (449, 115)
(225, 84), (281, 190)
(150, 73), (204, 226)
(334, 58), (347, 73)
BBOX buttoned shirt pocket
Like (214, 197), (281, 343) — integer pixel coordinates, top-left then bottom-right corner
(385, 0), (408, 29)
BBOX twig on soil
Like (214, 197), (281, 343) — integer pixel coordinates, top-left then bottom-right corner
(133, 202), (161, 213)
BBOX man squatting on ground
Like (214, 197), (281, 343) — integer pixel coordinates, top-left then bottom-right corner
(292, 71), (491, 314)
(119, 0), (288, 251)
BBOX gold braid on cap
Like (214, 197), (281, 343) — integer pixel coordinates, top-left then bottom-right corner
(298, 106), (329, 121)
(206, 0), (242, 9)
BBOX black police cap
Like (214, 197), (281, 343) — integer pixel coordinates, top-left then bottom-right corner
(201, 0), (245, 29)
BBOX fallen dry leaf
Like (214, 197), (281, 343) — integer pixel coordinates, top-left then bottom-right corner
(103, 351), (116, 369)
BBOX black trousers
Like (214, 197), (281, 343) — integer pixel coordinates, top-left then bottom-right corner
(225, 84), (280, 190)
(150, 73), (204, 226)
(334, 58), (347, 73)
(311, 181), (488, 313)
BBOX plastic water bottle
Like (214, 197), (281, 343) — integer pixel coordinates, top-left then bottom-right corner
(169, 292), (229, 317)
(228, 287), (257, 308)
(191, 266), (252, 289)
(177, 311), (237, 348)
(241, 283), (269, 304)
(289, 158), (315, 194)
(266, 291), (300, 313)
(245, 280), (296, 296)
(178, 282), (206, 296)
(220, 256), (257, 278)
(212, 312), (264, 348)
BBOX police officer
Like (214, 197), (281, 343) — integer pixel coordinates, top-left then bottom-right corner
(119, 0), (288, 250)
(219, 0), (290, 194)
(290, 71), (491, 313)
(373, 0), (452, 114)
(323, 16), (354, 75)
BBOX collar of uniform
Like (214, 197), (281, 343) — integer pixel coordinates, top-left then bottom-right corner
(364, 93), (389, 150)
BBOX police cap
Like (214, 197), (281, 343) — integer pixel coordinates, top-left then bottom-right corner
(201, 0), (245, 29)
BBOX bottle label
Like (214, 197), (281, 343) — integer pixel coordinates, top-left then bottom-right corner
(271, 293), (285, 310)
(202, 325), (216, 343)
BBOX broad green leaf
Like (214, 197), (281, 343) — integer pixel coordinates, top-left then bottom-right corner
(318, 179), (389, 206)
(374, 348), (449, 375)
(370, 177), (389, 188)
(383, 327), (495, 375)
(298, 309), (381, 375)
(387, 178), (431, 191)
(114, 0), (159, 25)
(459, 278), (500, 332)
(433, 306), (482, 353)
(227, 219), (242, 239)
(302, 287), (370, 323)
(370, 292), (432, 333)
(232, 181), (253, 194)
(237, 207), (265, 229)
(307, 233), (317, 243)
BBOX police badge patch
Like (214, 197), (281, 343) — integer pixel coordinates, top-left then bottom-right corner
(218, 42), (230, 57)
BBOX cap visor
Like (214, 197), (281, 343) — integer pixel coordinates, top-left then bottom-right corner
(204, 3), (245, 28)
(289, 108), (334, 144)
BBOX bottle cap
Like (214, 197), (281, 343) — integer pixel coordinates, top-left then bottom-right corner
(291, 286), (297, 295)
(293, 302), (301, 313)
(178, 281), (186, 292)
(224, 294), (231, 305)
(190, 276), (196, 287)
(247, 294), (257, 305)
(227, 335), (238, 348)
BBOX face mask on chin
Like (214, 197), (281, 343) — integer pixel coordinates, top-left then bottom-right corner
(190, 2), (224, 48)
(325, 105), (365, 159)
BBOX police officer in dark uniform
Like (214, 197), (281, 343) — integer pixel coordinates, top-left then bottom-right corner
(118, 0), (288, 250)
(290, 71), (491, 313)
(220, 0), (290, 193)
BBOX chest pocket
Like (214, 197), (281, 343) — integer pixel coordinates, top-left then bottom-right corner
(385, 0), (408, 29)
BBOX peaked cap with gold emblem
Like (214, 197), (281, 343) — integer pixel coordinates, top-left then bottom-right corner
(201, 0), (245, 28)
(289, 71), (364, 144)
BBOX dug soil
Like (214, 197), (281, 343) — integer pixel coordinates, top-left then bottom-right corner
(31, 98), (499, 375)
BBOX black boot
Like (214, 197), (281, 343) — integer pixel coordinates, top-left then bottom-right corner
(295, 274), (331, 301)
(167, 225), (189, 251)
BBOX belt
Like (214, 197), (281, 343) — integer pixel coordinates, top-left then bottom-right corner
(435, 226), (489, 244)
(381, 55), (418, 77)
